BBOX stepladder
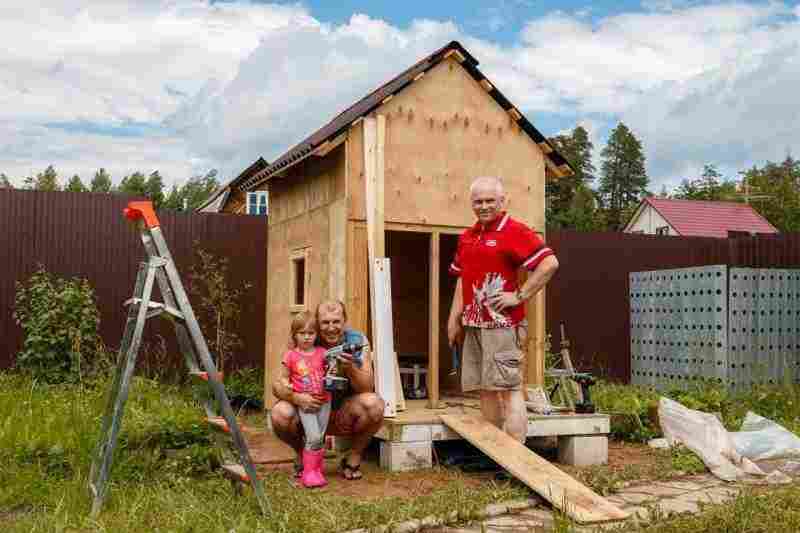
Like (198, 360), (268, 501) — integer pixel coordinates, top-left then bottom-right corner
(88, 201), (269, 517)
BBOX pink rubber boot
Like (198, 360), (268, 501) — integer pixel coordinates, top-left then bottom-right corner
(300, 449), (328, 488)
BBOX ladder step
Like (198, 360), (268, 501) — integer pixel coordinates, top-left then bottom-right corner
(124, 298), (185, 320)
(191, 371), (224, 382)
(221, 463), (261, 482)
(206, 417), (230, 433)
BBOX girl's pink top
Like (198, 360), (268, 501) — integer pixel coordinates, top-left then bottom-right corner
(282, 347), (331, 402)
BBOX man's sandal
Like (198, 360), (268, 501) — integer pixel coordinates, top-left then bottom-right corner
(340, 457), (363, 480)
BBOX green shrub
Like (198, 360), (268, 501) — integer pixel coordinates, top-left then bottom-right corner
(13, 266), (108, 383)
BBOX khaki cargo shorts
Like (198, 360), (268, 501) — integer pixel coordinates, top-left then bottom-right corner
(461, 322), (527, 392)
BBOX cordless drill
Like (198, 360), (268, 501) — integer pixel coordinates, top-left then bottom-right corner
(571, 372), (596, 414)
(323, 342), (365, 392)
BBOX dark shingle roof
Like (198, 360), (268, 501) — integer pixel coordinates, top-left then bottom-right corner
(240, 40), (573, 191)
(197, 156), (268, 211)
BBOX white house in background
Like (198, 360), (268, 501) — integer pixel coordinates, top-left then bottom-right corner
(624, 197), (779, 238)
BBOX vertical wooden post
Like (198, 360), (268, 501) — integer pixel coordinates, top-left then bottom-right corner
(527, 288), (546, 386)
(428, 231), (440, 409)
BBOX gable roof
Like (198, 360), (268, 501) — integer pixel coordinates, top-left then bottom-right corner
(197, 157), (268, 212)
(631, 197), (779, 238)
(240, 40), (573, 191)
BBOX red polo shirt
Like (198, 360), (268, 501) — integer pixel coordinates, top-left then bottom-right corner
(449, 212), (553, 328)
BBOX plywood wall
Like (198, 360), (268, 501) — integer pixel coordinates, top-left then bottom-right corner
(347, 57), (546, 232)
(264, 144), (347, 406)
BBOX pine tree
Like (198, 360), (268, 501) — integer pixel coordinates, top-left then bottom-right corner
(0, 173), (12, 189)
(548, 126), (596, 229)
(599, 123), (648, 230)
(162, 170), (220, 211)
(117, 172), (148, 198)
(65, 174), (87, 192)
(145, 171), (165, 208)
(27, 165), (60, 191)
(90, 168), (113, 193)
(673, 164), (738, 201)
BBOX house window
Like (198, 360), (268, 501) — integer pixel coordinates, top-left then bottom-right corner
(656, 226), (670, 236)
(290, 248), (310, 311)
(247, 191), (268, 215)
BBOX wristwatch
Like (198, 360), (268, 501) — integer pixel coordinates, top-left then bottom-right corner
(514, 288), (525, 303)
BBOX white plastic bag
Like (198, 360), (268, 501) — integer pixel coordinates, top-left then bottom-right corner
(658, 397), (766, 482)
(730, 412), (800, 462)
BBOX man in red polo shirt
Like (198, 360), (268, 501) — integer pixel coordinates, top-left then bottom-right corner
(447, 176), (559, 442)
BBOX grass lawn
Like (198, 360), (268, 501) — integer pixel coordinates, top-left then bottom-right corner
(2, 369), (799, 532)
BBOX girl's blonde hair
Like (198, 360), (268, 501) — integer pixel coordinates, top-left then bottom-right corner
(289, 310), (317, 349)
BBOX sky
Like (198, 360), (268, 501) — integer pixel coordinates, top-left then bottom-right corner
(1, 1), (799, 192)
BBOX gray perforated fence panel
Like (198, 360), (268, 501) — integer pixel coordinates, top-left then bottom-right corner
(630, 266), (728, 390)
(631, 266), (800, 389)
(728, 269), (800, 389)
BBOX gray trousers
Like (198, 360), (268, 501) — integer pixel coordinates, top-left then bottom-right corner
(299, 402), (331, 450)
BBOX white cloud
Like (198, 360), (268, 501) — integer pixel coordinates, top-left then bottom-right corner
(1, 0), (798, 193)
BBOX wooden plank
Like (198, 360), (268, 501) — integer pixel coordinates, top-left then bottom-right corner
(373, 258), (398, 417)
(538, 141), (553, 154)
(329, 199), (346, 301)
(527, 288), (546, 386)
(346, 222), (370, 335)
(385, 221), (465, 235)
(375, 114), (386, 258)
(428, 231), (440, 409)
(444, 49), (466, 62)
(508, 107), (522, 121)
(440, 414), (628, 524)
(479, 79), (493, 92)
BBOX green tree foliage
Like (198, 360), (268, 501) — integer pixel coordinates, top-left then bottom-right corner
(672, 164), (738, 201)
(738, 156), (800, 232)
(548, 126), (600, 230)
(65, 174), (87, 192)
(25, 165), (61, 191)
(599, 123), (649, 230)
(117, 171), (148, 198)
(163, 170), (220, 211)
(145, 171), (165, 208)
(0, 173), (12, 189)
(90, 168), (113, 193)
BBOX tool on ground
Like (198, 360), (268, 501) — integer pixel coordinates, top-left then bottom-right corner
(542, 323), (584, 412)
(88, 201), (269, 517)
(571, 373), (596, 414)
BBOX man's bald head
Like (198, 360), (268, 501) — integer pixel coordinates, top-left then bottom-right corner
(469, 176), (506, 225)
(316, 299), (347, 347)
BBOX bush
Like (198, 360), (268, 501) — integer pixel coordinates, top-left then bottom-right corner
(13, 267), (107, 383)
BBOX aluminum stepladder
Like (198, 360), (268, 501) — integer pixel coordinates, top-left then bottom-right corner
(88, 201), (269, 517)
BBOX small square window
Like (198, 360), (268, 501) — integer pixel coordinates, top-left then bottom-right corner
(247, 191), (268, 215)
(290, 248), (310, 311)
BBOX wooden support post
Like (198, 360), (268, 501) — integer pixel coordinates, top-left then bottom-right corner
(428, 231), (440, 409)
(364, 115), (402, 416)
(527, 288), (546, 386)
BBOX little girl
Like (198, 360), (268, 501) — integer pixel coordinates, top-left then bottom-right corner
(282, 311), (332, 488)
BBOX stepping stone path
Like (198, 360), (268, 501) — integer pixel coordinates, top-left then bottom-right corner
(351, 471), (792, 533)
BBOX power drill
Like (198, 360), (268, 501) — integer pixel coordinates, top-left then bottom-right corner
(571, 372), (596, 414)
(323, 342), (365, 392)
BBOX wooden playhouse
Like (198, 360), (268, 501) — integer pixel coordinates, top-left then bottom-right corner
(241, 41), (610, 470)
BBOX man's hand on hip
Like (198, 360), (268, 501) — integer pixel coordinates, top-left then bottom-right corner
(488, 291), (521, 311)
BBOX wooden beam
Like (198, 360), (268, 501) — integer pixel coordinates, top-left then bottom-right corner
(381, 94), (394, 105)
(440, 415), (629, 524)
(508, 107), (522, 121)
(479, 79), (493, 92)
(413, 71), (425, 82)
(373, 258), (398, 417)
(538, 141), (553, 154)
(313, 132), (347, 158)
(385, 221), (465, 235)
(544, 156), (567, 179)
(428, 231), (440, 409)
(527, 288), (546, 386)
(444, 49), (466, 63)
(375, 115), (386, 257)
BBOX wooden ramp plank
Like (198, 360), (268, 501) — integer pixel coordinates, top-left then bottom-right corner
(439, 414), (629, 524)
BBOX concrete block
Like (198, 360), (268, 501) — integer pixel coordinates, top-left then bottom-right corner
(557, 435), (608, 466)
(379, 441), (432, 472)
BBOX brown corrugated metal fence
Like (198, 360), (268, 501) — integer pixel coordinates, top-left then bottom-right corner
(546, 231), (800, 382)
(0, 189), (267, 374)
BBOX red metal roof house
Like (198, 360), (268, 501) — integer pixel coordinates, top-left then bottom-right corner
(624, 197), (779, 238)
